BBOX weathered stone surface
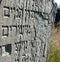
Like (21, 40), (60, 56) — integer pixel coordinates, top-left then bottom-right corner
(0, 0), (56, 62)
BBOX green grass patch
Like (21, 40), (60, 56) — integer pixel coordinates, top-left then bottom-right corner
(48, 41), (60, 62)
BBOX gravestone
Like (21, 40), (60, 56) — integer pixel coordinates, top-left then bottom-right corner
(0, 0), (56, 62)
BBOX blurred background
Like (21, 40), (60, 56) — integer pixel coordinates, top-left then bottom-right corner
(48, 0), (60, 62)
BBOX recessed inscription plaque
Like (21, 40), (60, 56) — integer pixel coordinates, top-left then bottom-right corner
(0, 44), (11, 57)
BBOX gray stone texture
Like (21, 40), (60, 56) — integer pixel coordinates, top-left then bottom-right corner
(0, 0), (56, 62)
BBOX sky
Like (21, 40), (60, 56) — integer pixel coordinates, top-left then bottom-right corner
(54, 0), (60, 6)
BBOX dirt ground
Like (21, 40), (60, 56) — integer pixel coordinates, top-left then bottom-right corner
(51, 27), (60, 47)
(48, 27), (60, 62)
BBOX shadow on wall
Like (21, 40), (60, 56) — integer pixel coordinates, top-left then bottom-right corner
(0, 0), (2, 4)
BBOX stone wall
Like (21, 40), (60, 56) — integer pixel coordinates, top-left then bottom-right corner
(0, 0), (56, 62)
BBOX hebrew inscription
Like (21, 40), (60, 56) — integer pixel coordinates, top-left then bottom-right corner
(2, 26), (9, 36)
(0, 0), (56, 62)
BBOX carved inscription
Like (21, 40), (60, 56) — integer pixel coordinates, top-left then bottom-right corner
(4, 6), (10, 17)
(3, 6), (22, 19)
(2, 26), (9, 36)
(14, 41), (29, 62)
(1, 0), (54, 62)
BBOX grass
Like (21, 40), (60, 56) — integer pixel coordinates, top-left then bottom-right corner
(48, 41), (60, 62)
